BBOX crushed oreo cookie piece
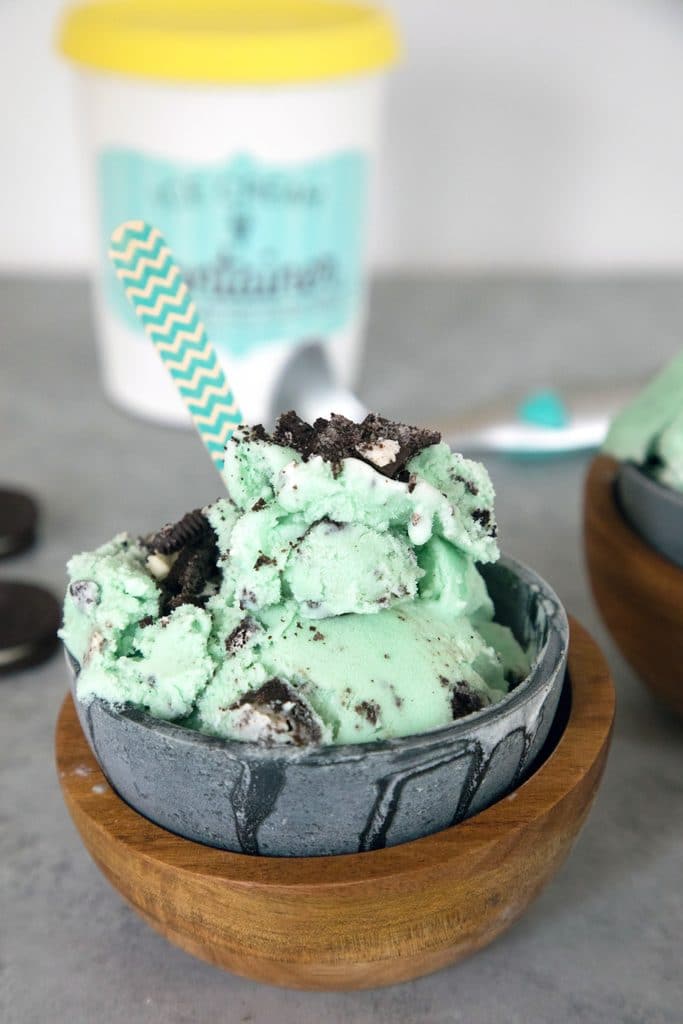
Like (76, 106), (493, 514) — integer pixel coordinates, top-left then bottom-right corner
(471, 507), (497, 538)
(355, 699), (381, 725)
(146, 509), (211, 555)
(271, 412), (318, 454)
(450, 682), (485, 720)
(505, 668), (527, 692)
(225, 617), (259, 654)
(246, 411), (440, 479)
(157, 526), (220, 616)
(238, 423), (268, 444)
(452, 473), (478, 496)
(471, 508), (490, 528)
(230, 678), (323, 745)
(239, 588), (257, 610)
(319, 517), (345, 533)
(69, 579), (100, 613)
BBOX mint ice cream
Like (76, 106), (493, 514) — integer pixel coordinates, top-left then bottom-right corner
(604, 352), (683, 492)
(61, 413), (529, 746)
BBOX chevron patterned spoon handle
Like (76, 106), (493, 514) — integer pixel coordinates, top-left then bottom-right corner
(108, 220), (243, 472)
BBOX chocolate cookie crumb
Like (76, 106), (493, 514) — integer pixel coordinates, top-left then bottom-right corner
(231, 678), (322, 745)
(471, 507), (496, 537)
(355, 699), (381, 725)
(506, 669), (527, 692)
(69, 579), (100, 613)
(238, 588), (257, 610)
(450, 682), (485, 720)
(252, 411), (440, 479)
(453, 473), (478, 496)
(236, 423), (268, 444)
(225, 617), (258, 653)
(471, 508), (491, 528)
(271, 412), (318, 455)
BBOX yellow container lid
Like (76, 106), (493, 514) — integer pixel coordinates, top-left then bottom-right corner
(58, 0), (400, 84)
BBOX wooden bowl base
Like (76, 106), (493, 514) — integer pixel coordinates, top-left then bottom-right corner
(56, 617), (614, 991)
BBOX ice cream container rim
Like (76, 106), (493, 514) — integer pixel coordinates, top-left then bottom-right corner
(58, 0), (400, 86)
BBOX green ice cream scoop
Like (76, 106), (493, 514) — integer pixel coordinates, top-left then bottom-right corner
(603, 352), (683, 492)
(60, 412), (529, 745)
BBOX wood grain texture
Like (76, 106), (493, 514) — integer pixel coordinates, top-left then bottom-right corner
(56, 617), (614, 991)
(584, 454), (683, 718)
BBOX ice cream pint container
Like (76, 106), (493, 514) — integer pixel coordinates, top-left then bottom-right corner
(58, 1), (399, 425)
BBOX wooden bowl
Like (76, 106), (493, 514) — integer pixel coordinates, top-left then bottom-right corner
(584, 454), (683, 718)
(56, 616), (613, 991)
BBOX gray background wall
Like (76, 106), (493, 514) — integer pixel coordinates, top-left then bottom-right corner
(4, 0), (683, 271)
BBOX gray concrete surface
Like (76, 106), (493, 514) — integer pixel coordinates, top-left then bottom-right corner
(2, 275), (682, 1023)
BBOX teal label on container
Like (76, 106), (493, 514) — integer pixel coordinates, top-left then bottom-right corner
(99, 149), (368, 357)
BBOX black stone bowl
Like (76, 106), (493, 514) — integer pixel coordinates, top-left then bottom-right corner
(65, 555), (568, 858)
(616, 462), (683, 568)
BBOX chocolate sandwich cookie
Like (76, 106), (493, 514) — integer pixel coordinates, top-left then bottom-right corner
(145, 510), (221, 616)
(0, 580), (61, 674)
(0, 487), (39, 559)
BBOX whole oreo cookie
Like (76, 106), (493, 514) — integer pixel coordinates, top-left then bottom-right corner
(0, 581), (61, 674)
(0, 488), (38, 559)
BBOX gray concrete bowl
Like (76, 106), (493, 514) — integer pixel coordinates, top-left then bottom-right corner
(65, 555), (568, 858)
(616, 462), (683, 568)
